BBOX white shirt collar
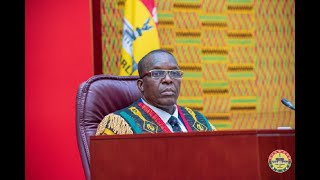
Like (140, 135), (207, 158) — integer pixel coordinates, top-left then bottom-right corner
(141, 98), (179, 124)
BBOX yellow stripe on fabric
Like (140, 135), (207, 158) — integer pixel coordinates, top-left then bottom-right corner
(103, 129), (115, 135)
(179, 63), (202, 73)
(179, 96), (203, 100)
(205, 113), (230, 121)
(202, 23), (227, 30)
(210, 120), (232, 124)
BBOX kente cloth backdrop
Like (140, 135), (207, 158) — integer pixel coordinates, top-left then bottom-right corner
(94, 0), (295, 130)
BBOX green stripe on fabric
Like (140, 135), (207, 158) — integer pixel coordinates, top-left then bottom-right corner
(202, 56), (227, 62)
(228, 72), (254, 78)
(199, 15), (227, 21)
(157, 13), (173, 19)
(228, 39), (253, 45)
(183, 72), (202, 78)
(199, 113), (213, 130)
(227, 0), (253, 3)
(176, 39), (200, 44)
(178, 99), (203, 104)
(213, 124), (232, 128)
(231, 99), (257, 103)
(119, 111), (142, 134)
(202, 82), (228, 88)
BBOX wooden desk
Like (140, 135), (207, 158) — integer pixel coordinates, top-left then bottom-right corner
(90, 130), (295, 180)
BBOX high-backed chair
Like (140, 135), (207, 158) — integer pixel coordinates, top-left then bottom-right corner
(76, 74), (141, 180)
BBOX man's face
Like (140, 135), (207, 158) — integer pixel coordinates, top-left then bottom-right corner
(138, 52), (181, 109)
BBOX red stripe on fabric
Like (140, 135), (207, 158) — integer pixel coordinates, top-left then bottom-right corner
(138, 102), (171, 133)
(177, 106), (193, 132)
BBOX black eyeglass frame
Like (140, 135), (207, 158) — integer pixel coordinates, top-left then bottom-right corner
(140, 69), (184, 79)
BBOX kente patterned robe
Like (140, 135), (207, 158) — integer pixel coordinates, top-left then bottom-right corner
(96, 99), (216, 135)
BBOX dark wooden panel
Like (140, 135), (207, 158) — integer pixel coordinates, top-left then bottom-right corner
(90, 130), (295, 180)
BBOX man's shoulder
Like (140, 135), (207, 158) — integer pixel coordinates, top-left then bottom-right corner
(178, 105), (217, 131)
(96, 101), (140, 135)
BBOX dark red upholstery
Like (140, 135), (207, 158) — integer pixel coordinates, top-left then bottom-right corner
(76, 74), (141, 180)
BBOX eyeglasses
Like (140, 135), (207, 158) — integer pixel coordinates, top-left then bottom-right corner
(140, 69), (184, 79)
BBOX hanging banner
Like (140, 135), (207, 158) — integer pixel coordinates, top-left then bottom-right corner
(120, 0), (160, 76)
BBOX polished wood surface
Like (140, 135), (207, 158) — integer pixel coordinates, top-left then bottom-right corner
(90, 130), (295, 180)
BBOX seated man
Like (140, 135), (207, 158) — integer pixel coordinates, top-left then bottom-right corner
(96, 49), (216, 135)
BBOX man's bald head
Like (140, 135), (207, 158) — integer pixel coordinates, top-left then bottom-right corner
(138, 49), (177, 77)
